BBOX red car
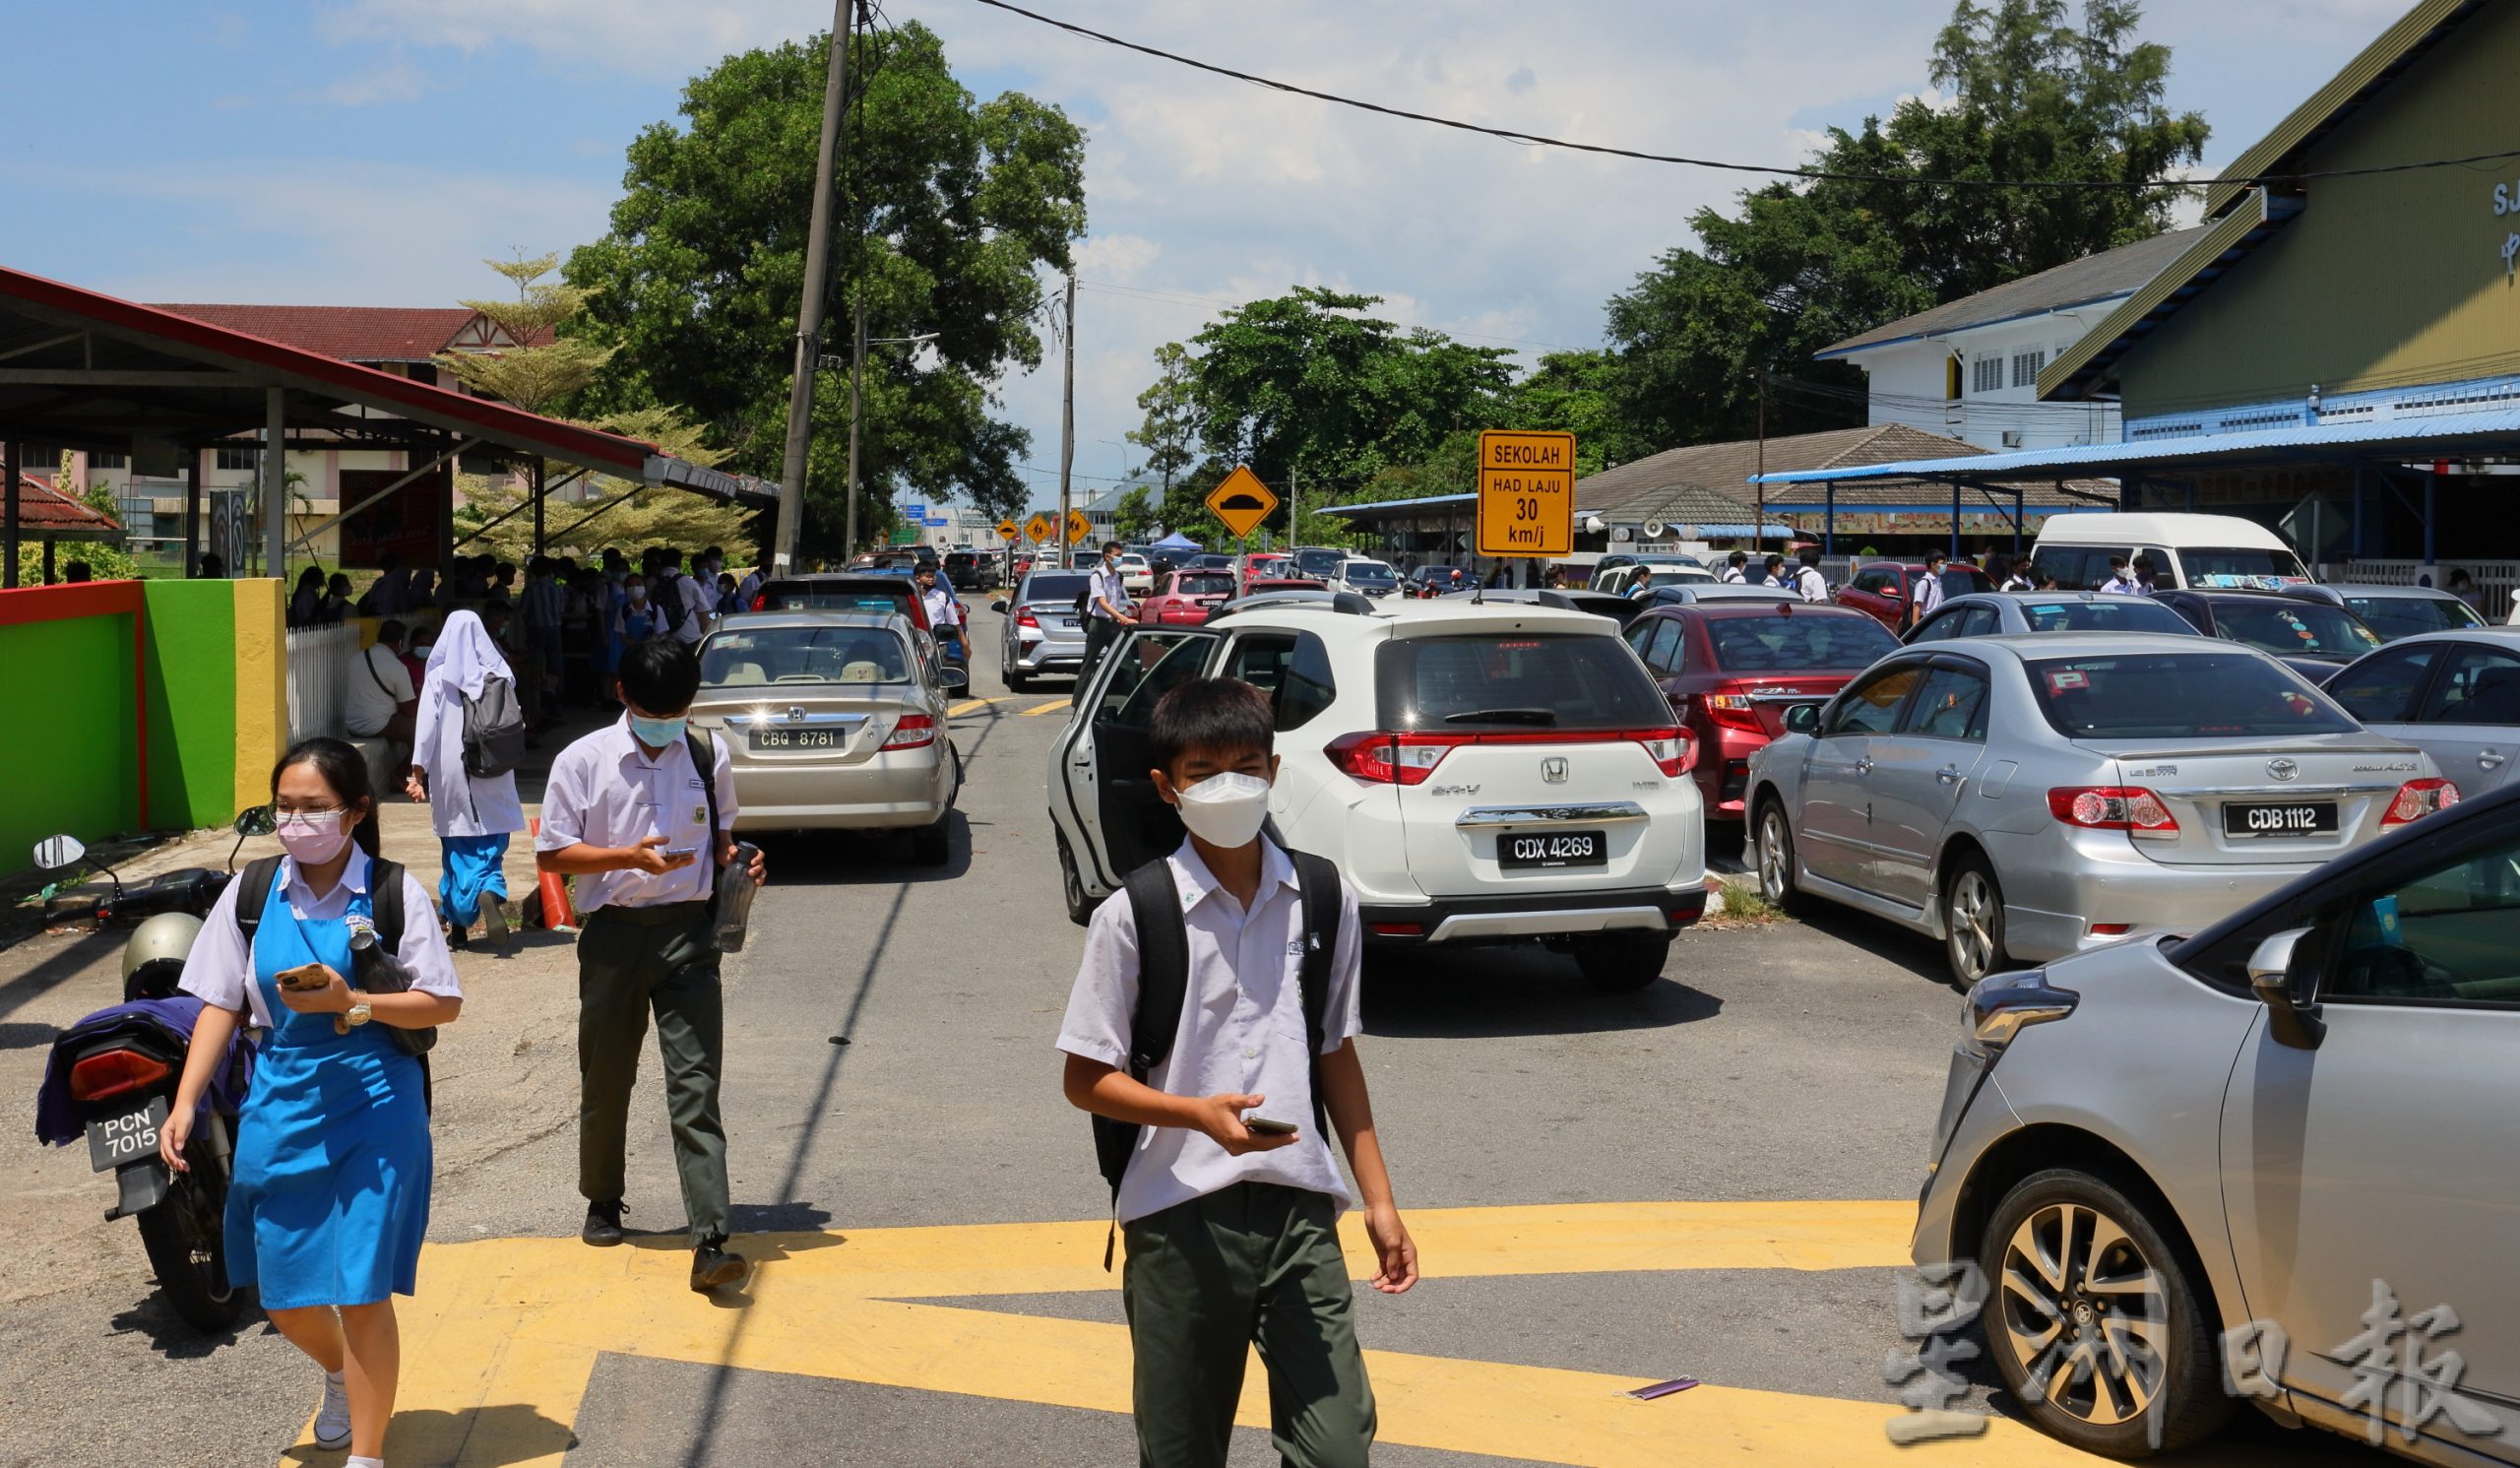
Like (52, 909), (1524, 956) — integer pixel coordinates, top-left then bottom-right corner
(1623, 602), (1902, 822)
(1236, 552), (1292, 590)
(1835, 561), (1996, 630)
(1138, 568), (1242, 626)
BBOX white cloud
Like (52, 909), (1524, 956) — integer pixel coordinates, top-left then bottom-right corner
(315, 59), (426, 106)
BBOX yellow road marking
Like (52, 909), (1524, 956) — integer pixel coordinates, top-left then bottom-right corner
(281, 1201), (2288, 1466)
(945, 696), (1016, 717)
(1020, 699), (1073, 717)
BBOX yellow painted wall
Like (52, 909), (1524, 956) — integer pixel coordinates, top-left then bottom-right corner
(230, 578), (287, 813)
(2125, 1), (2520, 416)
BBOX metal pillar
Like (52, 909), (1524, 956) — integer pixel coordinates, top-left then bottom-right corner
(2012, 488), (2024, 555)
(1823, 480), (1835, 556)
(41, 538), (54, 584)
(2, 440), (17, 589)
(2425, 473), (2437, 570)
(437, 433), (457, 575)
(531, 459), (545, 556)
(2184, 477), (2197, 511)
(183, 447), (202, 575)
(1950, 480), (1963, 559)
(2351, 465), (2365, 559)
(263, 387), (286, 578)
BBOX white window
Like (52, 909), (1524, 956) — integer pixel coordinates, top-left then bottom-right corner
(1972, 355), (2004, 395)
(2010, 350), (2048, 388)
(215, 446), (259, 472)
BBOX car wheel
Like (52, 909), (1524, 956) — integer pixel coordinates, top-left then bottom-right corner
(1979, 1168), (2232, 1456)
(1754, 798), (1803, 914)
(1004, 656), (1029, 692)
(1572, 930), (1672, 990)
(1057, 832), (1098, 926)
(1942, 854), (2008, 988)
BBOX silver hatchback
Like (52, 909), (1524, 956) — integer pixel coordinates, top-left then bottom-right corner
(1747, 633), (2457, 984)
(1918, 778), (2520, 1459)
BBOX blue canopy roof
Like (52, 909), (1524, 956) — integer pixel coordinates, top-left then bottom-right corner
(1150, 531), (1203, 550)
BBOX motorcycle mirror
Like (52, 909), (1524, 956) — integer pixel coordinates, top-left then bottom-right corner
(32, 834), (86, 870)
(235, 805), (278, 838)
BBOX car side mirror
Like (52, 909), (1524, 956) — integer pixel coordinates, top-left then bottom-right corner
(1783, 703), (1821, 736)
(989, 600), (1008, 614)
(32, 833), (86, 870)
(235, 805), (278, 838)
(938, 667), (969, 693)
(2245, 926), (2326, 1050)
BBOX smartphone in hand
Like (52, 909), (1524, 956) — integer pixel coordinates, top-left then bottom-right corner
(1244, 1116), (1298, 1137)
(276, 962), (333, 991)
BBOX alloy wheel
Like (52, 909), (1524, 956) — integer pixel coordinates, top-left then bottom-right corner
(1757, 807), (1792, 903)
(1947, 869), (1999, 981)
(1993, 1201), (2169, 1429)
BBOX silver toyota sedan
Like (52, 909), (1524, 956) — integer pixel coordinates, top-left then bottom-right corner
(689, 610), (964, 863)
(1917, 778), (2520, 1460)
(1747, 632), (2457, 985)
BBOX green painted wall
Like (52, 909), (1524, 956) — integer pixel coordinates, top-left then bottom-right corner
(2125, 3), (2520, 416)
(141, 581), (239, 833)
(0, 611), (138, 862)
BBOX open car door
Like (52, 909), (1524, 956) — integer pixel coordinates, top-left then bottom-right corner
(1050, 627), (1224, 897)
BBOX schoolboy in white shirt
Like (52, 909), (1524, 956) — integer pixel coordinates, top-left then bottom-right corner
(1058, 678), (1417, 1468)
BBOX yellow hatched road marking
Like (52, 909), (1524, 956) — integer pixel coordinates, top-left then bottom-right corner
(945, 696), (1016, 717)
(279, 1200), (2298, 1466)
(1020, 699), (1073, 717)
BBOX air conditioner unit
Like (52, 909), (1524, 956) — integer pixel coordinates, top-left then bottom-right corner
(2001, 430), (2024, 449)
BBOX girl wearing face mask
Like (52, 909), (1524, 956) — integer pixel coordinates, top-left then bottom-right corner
(407, 610), (528, 948)
(162, 738), (462, 1468)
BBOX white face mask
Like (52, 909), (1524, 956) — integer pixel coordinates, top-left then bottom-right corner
(1171, 771), (1272, 848)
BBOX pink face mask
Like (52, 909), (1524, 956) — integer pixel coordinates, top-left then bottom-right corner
(275, 809), (352, 865)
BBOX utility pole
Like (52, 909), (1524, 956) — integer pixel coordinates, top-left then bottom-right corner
(844, 300), (866, 558)
(1753, 370), (1767, 560)
(773, 0), (854, 573)
(1058, 269), (1076, 564)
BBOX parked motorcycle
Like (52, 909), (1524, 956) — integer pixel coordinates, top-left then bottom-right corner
(32, 806), (274, 1331)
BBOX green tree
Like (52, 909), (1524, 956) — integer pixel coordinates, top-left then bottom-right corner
(1602, 0), (2206, 449)
(1111, 484), (1159, 543)
(1126, 341), (1201, 496)
(566, 21), (1085, 550)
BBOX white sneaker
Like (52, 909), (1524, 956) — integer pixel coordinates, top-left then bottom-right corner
(315, 1371), (351, 1449)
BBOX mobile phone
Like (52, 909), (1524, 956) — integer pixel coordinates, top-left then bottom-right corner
(662, 847), (699, 862)
(276, 962), (333, 991)
(1244, 1116), (1297, 1137)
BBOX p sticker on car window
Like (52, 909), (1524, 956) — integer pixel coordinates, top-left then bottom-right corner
(2047, 670), (2090, 692)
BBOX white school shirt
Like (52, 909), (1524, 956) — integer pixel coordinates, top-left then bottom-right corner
(919, 582), (963, 629)
(1088, 563), (1134, 620)
(178, 848), (462, 1030)
(344, 643), (413, 738)
(669, 573), (713, 644)
(1914, 570), (1948, 616)
(1057, 839), (1364, 1225)
(536, 715), (739, 913)
(2100, 572), (2143, 595)
(1719, 566), (1746, 584)
(1793, 564), (1828, 603)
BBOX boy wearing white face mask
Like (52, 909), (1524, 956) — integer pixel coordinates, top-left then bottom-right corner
(1058, 678), (1418, 1468)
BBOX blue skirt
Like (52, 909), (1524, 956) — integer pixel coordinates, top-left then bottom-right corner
(439, 833), (511, 926)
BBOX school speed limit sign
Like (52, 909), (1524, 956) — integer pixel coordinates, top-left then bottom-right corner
(1475, 429), (1576, 557)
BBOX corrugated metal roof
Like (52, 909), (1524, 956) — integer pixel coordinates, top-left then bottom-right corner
(1748, 406), (2520, 484)
(1817, 226), (2209, 358)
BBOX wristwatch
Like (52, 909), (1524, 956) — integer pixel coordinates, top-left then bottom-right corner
(345, 992), (374, 1027)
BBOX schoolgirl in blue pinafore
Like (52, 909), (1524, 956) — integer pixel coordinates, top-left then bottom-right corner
(226, 878), (431, 1308)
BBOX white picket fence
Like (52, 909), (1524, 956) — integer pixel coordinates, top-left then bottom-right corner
(284, 623), (361, 743)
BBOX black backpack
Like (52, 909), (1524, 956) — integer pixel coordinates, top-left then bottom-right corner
(460, 675), (528, 779)
(1091, 848), (1343, 1268)
(230, 854), (435, 1060)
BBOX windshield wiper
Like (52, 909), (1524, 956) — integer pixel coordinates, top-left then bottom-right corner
(1442, 708), (1556, 726)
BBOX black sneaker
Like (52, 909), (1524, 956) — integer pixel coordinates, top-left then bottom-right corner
(582, 1200), (626, 1247)
(690, 1235), (750, 1293)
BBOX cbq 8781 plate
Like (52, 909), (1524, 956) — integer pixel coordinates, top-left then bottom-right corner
(751, 728), (843, 751)
(1498, 830), (1606, 869)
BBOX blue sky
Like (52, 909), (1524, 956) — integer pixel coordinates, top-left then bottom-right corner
(5, 1), (2420, 512)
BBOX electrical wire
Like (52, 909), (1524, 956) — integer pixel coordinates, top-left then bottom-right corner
(959, 0), (2520, 193)
(1074, 278), (1591, 354)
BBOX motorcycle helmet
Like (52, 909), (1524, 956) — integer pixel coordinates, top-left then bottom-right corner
(122, 912), (203, 1002)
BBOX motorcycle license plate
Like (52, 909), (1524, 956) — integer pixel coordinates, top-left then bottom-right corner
(2222, 801), (2338, 838)
(1499, 830), (1607, 870)
(86, 1096), (169, 1172)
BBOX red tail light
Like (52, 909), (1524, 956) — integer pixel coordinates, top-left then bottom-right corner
(1326, 728), (1696, 785)
(2383, 777), (2459, 828)
(882, 714), (937, 750)
(750, 594), (767, 611)
(1698, 689), (1768, 734)
(1016, 606), (1040, 628)
(2048, 787), (2179, 837)
(68, 1050), (170, 1103)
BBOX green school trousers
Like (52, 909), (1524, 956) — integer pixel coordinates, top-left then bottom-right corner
(576, 901), (729, 1243)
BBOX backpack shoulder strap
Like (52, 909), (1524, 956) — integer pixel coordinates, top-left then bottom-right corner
(1120, 860), (1189, 1074)
(1289, 849), (1343, 1142)
(230, 855), (284, 942)
(687, 729), (724, 917)
(370, 858), (407, 954)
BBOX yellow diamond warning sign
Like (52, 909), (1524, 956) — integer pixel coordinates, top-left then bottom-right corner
(1476, 430), (1576, 558)
(995, 518), (1021, 543)
(1024, 512), (1055, 543)
(1205, 465), (1279, 540)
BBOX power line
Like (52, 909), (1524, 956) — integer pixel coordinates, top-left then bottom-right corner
(961, 0), (2520, 193)
(1075, 278), (1592, 354)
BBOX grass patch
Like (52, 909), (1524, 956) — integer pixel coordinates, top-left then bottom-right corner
(1708, 883), (1787, 926)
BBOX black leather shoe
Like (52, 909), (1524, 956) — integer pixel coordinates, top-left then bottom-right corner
(582, 1200), (626, 1247)
(691, 1235), (750, 1293)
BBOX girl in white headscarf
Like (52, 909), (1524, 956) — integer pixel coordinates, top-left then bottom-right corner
(408, 609), (527, 947)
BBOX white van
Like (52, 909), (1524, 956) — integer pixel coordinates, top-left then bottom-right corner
(2028, 512), (2312, 592)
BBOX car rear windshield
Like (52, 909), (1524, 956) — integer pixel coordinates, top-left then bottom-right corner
(2018, 599), (2194, 633)
(701, 626), (911, 686)
(759, 581), (911, 613)
(2344, 594), (2485, 638)
(2025, 652), (2357, 739)
(2185, 546), (2311, 584)
(1292, 549), (1346, 578)
(1705, 613), (1898, 671)
(1024, 572), (1089, 604)
(1174, 572), (1235, 598)
(1343, 562), (1396, 584)
(1377, 633), (1670, 731)
(2209, 600), (2382, 659)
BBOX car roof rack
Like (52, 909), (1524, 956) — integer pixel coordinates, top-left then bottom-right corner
(1214, 589), (1378, 617)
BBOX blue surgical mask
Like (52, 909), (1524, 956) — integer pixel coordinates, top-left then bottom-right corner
(629, 713), (688, 747)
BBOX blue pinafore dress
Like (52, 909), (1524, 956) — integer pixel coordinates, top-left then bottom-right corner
(224, 878), (433, 1309)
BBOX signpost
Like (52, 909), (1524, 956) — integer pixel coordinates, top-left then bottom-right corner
(1475, 429), (1576, 558)
(995, 519), (1021, 543)
(1065, 508), (1093, 545)
(1205, 465), (1279, 541)
(1025, 512), (1055, 543)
